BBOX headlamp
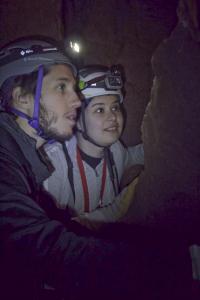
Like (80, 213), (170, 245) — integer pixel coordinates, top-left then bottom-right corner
(105, 74), (122, 89)
(79, 66), (123, 91)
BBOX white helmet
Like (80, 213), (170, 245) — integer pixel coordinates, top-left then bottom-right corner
(78, 65), (123, 103)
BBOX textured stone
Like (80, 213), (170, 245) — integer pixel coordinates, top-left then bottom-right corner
(125, 21), (200, 239)
(0, 0), (63, 45)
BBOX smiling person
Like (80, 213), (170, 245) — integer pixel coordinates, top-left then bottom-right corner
(0, 37), (145, 300)
(44, 65), (144, 228)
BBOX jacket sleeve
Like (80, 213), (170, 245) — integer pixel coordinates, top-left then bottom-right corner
(111, 141), (144, 173)
(125, 143), (144, 167)
(76, 177), (139, 228)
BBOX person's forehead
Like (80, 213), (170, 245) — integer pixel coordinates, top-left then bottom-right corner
(45, 64), (75, 81)
(89, 94), (119, 106)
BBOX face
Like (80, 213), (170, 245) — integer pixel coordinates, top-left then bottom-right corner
(39, 64), (81, 141)
(80, 95), (123, 147)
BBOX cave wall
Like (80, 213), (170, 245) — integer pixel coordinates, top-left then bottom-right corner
(0, 0), (63, 43)
(125, 1), (200, 237)
(0, 0), (178, 146)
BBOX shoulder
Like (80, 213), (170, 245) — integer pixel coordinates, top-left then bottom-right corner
(44, 136), (78, 166)
(44, 136), (77, 153)
(110, 141), (127, 164)
(66, 135), (77, 156)
(67, 135), (77, 148)
(0, 121), (26, 163)
(110, 140), (126, 154)
(45, 141), (62, 153)
(128, 143), (144, 155)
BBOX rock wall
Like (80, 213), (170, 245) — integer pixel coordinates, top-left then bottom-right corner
(125, 1), (200, 240)
(0, 0), (63, 43)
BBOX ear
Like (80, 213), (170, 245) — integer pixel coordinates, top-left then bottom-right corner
(12, 87), (33, 113)
(12, 87), (25, 104)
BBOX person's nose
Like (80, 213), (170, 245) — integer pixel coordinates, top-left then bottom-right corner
(107, 110), (117, 121)
(69, 90), (82, 109)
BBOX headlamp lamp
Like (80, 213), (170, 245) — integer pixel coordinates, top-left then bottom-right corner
(79, 65), (123, 91)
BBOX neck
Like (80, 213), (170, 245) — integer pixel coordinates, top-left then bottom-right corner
(77, 132), (104, 158)
(16, 117), (45, 149)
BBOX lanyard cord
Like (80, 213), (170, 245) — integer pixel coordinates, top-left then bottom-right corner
(104, 147), (120, 196)
(109, 149), (120, 193)
(100, 158), (107, 206)
(76, 146), (107, 212)
(29, 65), (44, 130)
(62, 142), (75, 203)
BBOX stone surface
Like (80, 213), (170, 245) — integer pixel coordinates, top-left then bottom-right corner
(0, 0), (63, 45)
(125, 21), (200, 239)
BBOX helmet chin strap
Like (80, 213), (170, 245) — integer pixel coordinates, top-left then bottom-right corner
(76, 127), (105, 148)
(78, 103), (105, 148)
(28, 65), (45, 138)
(10, 65), (52, 141)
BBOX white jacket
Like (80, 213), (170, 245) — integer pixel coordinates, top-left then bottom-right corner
(44, 136), (144, 221)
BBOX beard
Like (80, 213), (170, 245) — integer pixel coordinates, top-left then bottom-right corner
(39, 103), (72, 142)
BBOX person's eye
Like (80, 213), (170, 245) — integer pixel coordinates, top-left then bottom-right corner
(95, 107), (104, 113)
(111, 105), (120, 112)
(57, 83), (66, 93)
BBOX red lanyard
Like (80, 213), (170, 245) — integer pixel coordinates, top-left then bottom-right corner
(76, 146), (107, 212)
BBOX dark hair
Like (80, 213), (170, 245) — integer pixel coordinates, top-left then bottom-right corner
(0, 65), (51, 109)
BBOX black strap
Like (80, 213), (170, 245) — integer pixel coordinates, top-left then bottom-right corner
(62, 142), (75, 203)
(62, 143), (119, 202)
(104, 147), (120, 196)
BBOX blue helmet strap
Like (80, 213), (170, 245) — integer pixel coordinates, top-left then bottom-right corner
(9, 106), (32, 121)
(9, 65), (49, 139)
(28, 65), (45, 137)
